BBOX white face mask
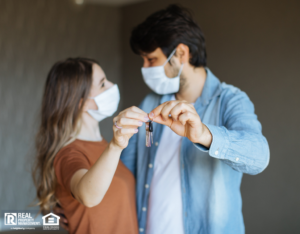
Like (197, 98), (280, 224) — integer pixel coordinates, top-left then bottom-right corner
(87, 84), (120, 122)
(141, 48), (184, 95)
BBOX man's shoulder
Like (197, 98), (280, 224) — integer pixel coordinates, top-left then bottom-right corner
(218, 82), (254, 113)
(219, 82), (249, 102)
(220, 82), (242, 95)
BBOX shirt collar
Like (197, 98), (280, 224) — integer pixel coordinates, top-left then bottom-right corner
(160, 67), (222, 106)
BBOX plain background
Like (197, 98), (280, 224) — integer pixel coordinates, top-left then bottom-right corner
(0, 0), (299, 233)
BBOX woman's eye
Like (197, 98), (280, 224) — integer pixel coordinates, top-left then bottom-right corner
(101, 82), (105, 88)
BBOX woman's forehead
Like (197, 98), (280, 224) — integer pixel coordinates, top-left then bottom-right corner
(92, 64), (106, 84)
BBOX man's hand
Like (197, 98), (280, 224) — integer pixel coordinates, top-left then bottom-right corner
(149, 100), (212, 148)
(53, 203), (69, 232)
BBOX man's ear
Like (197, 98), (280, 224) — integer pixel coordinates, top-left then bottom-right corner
(176, 43), (190, 64)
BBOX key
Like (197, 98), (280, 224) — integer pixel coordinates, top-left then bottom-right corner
(146, 121), (153, 147)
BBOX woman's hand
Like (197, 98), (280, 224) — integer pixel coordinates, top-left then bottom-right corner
(112, 106), (149, 149)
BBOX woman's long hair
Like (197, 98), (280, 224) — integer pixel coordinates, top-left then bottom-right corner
(32, 57), (98, 213)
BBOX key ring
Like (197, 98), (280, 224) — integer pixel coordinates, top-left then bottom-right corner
(114, 121), (122, 129)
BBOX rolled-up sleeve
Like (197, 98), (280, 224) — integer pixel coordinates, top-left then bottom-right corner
(194, 90), (270, 175)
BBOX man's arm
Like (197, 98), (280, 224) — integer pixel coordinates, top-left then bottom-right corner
(194, 90), (270, 175)
(150, 90), (270, 176)
(120, 129), (138, 177)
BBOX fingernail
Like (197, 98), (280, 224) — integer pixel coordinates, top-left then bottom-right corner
(135, 129), (138, 133)
(138, 121), (143, 126)
(150, 112), (154, 117)
(144, 116), (149, 121)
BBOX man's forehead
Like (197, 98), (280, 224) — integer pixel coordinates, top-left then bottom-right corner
(140, 48), (162, 57)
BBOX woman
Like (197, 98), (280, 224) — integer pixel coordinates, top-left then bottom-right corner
(32, 58), (149, 234)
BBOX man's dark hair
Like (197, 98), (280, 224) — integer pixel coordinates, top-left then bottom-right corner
(130, 4), (207, 67)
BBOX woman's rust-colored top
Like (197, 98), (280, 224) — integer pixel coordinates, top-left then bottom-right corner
(54, 139), (138, 234)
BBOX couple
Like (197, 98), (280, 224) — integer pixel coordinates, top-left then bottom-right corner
(32, 5), (270, 234)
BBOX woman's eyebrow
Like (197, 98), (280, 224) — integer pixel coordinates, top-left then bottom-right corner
(99, 77), (106, 85)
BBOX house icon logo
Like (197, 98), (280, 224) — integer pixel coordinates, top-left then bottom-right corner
(42, 212), (60, 226)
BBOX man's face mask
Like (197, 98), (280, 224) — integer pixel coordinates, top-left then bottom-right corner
(141, 48), (184, 95)
(87, 84), (120, 122)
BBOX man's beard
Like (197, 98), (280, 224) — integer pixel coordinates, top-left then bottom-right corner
(179, 74), (187, 93)
(169, 58), (187, 92)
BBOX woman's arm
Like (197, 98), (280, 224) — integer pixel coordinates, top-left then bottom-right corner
(70, 106), (149, 208)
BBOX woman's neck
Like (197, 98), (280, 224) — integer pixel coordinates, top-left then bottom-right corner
(77, 113), (102, 141)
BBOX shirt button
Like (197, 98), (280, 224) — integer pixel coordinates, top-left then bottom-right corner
(236, 157), (239, 161)
(155, 142), (159, 146)
(215, 150), (219, 155)
(145, 184), (149, 188)
(139, 228), (144, 232)
(142, 207), (147, 211)
(149, 163), (153, 168)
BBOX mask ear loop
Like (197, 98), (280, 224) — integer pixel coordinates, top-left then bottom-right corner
(178, 62), (184, 76)
(163, 48), (177, 66)
(163, 48), (184, 75)
(163, 48), (184, 78)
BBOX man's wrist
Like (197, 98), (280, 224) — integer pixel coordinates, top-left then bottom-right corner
(197, 124), (212, 148)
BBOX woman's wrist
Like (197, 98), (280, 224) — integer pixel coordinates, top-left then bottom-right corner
(108, 140), (124, 152)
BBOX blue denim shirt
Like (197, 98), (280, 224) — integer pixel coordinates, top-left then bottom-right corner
(120, 68), (270, 234)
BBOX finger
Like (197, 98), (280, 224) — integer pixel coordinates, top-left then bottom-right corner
(178, 112), (192, 125)
(114, 126), (138, 136)
(160, 101), (180, 121)
(121, 110), (149, 122)
(117, 106), (148, 119)
(170, 102), (194, 120)
(114, 111), (149, 124)
(151, 114), (173, 127)
(150, 100), (189, 121)
(116, 117), (143, 128)
(128, 106), (148, 115)
(149, 101), (171, 121)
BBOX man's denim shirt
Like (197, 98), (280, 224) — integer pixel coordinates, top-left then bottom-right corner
(120, 68), (270, 234)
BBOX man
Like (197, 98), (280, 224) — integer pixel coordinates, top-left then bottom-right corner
(56, 4), (269, 234)
(120, 4), (269, 234)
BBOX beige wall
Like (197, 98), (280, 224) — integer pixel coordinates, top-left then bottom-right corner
(0, 0), (122, 211)
(120, 0), (300, 233)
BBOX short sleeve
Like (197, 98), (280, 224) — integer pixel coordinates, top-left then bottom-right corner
(54, 148), (91, 195)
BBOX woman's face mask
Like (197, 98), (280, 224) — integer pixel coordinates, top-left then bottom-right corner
(87, 84), (120, 122)
(141, 48), (184, 95)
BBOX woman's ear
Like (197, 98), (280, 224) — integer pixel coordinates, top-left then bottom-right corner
(176, 43), (190, 64)
(79, 98), (88, 112)
(81, 98), (98, 111)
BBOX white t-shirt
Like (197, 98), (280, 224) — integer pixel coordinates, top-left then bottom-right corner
(146, 95), (185, 234)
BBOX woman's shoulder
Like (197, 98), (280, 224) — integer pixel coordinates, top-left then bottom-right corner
(53, 140), (86, 167)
